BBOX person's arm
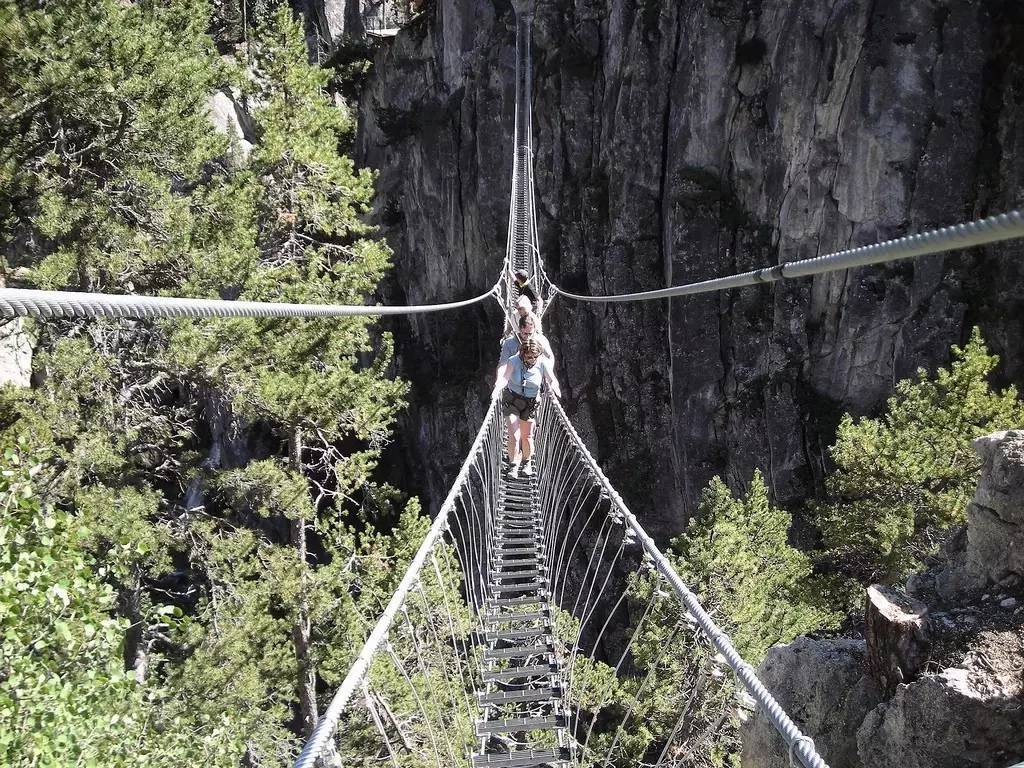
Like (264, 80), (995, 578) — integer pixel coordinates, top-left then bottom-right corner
(540, 335), (555, 364)
(543, 361), (562, 399)
(498, 336), (515, 368)
(492, 362), (511, 400)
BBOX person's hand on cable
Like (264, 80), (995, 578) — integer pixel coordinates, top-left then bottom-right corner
(492, 361), (511, 401)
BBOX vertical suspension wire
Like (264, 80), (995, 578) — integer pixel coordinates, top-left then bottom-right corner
(431, 550), (479, 723)
(363, 680), (401, 768)
(386, 638), (445, 768)
(414, 580), (472, 759)
(401, 606), (460, 767)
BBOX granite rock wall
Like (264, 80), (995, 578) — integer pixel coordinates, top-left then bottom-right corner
(338, 0), (1023, 535)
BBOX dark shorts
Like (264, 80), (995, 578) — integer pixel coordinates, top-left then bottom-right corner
(502, 388), (538, 421)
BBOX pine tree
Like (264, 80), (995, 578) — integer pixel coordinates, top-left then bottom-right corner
(674, 472), (835, 663)
(0, 0), (223, 291)
(0, 1), (431, 764)
(815, 328), (1024, 592)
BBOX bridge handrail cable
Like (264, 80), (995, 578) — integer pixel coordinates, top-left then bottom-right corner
(0, 284), (501, 320)
(554, 209), (1024, 304)
(292, 399), (499, 768)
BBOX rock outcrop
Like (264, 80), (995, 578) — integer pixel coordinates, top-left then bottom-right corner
(740, 638), (881, 768)
(0, 318), (32, 388)
(741, 430), (1024, 768)
(207, 90), (254, 163)
(937, 430), (1024, 595)
(857, 656), (1024, 768)
(347, 0), (1024, 535)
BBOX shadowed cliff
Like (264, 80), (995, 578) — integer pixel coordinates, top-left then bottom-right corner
(346, 0), (1024, 539)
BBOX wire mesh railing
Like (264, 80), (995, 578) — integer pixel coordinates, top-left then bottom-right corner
(532, 397), (831, 768)
(293, 401), (503, 768)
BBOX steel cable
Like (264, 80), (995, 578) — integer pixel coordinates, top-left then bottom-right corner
(553, 209), (1024, 304)
(0, 284), (499, 320)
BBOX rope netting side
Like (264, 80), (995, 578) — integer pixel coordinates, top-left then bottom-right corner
(499, 5), (553, 330)
(294, 402), (503, 768)
(531, 397), (832, 768)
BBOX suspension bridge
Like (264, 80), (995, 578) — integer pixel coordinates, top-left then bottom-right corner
(3, 7), (1024, 768)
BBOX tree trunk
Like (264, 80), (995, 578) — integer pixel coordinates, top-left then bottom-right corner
(290, 427), (319, 737)
(865, 584), (930, 697)
(120, 569), (150, 683)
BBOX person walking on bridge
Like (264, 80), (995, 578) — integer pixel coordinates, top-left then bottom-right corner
(492, 338), (561, 477)
(513, 268), (542, 314)
(499, 311), (553, 368)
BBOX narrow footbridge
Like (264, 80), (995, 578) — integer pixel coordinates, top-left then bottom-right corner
(3, 7), (1024, 768)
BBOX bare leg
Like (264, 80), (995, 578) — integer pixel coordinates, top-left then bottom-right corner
(520, 419), (535, 469)
(506, 414), (521, 465)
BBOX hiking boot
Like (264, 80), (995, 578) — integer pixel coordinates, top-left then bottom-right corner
(522, 462), (534, 477)
(508, 462), (520, 479)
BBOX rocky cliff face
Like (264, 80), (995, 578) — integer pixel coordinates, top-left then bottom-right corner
(337, 0), (1024, 533)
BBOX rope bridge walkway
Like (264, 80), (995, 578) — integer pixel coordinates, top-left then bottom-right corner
(4, 6), (1024, 768)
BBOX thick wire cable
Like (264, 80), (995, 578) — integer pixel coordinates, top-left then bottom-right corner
(0, 284), (499, 320)
(554, 209), (1024, 303)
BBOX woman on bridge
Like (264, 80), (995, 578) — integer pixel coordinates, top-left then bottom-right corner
(492, 338), (562, 478)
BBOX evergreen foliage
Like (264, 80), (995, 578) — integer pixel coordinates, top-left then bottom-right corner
(815, 328), (1024, 592)
(0, 444), (209, 766)
(675, 471), (836, 664)
(0, 2), (437, 765)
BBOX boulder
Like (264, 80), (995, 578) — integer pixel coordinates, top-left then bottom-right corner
(857, 650), (1024, 768)
(938, 431), (1024, 596)
(206, 90), (252, 162)
(740, 637), (881, 768)
(0, 318), (33, 388)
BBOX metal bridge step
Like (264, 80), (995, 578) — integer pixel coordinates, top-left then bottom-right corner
(492, 569), (543, 580)
(483, 610), (549, 625)
(477, 687), (561, 706)
(484, 643), (554, 661)
(495, 521), (541, 531)
(484, 626), (550, 643)
(489, 561), (540, 573)
(471, 748), (571, 768)
(493, 559), (541, 571)
(475, 715), (565, 736)
(495, 530), (542, 540)
(491, 581), (546, 595)
(495, 536), (541, 545)
(499, 499), (535, 509)
(494, 545), (542, 555)
(495, 540), (544, 552)
(480, 663), (558, 683)
(498, 495), (536, 504)
(496, 520), (540, 529)
(493, 518), (540, 528)
(493, 547), (541, 557)
(487, 594), (546, 608)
